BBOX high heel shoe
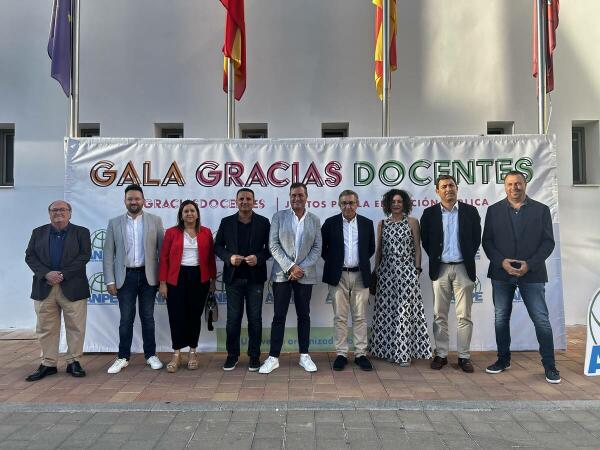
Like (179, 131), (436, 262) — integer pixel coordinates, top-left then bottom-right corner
(188, 349), (199, 370)
(166, 352), (180, 373)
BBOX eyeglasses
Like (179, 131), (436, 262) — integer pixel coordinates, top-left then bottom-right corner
(340, 201), (357, 206)
(50, 208), (70, 213)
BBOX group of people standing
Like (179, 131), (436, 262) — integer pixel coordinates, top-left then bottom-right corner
(24, 170), (561, 385)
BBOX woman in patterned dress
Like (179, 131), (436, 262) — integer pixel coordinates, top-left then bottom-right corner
(370, 189), (432, 366)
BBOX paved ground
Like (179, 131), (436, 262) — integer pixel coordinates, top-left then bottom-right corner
(1, 326), (600, 449)
(0, 327), (597, 403)
(1, 401), (600, 449)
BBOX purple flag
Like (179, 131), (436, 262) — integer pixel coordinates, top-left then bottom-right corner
(48, 0), (72, 96)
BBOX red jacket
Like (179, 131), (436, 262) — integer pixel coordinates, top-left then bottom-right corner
(159, 226), (217, 285)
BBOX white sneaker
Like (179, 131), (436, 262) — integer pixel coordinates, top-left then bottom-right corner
(107, 358), (129, 374)
(146, 355), (163, 370)
(258, 356), (279, 374)
(299, 354), (317, 372)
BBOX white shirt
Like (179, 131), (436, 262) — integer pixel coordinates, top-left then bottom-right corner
(440, 202), (463, 263)
(343, 215), (359, 268)
(126, 213), (145, 267)
(181, 231), (199, 266)
(292, 209), (307, 265)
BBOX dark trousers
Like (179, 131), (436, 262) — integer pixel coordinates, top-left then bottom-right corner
(117, 270), (157, 360)
(492, 279), (556, 369)
(225, 279), (264, 359)
(166, 266), (209, 350)
(269, 281), (313, 357)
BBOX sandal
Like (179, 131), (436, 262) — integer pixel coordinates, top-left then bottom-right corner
(166, 352), (180, 373)
(188, 349), (199, 370)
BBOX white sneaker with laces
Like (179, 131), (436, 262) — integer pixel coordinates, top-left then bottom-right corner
(107, 358), (129, 374)
(258, 356), (279, 374)
(299, 353), (317, 372)
(146, 355), (163, 370)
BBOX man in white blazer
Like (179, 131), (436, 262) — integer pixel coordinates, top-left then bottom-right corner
(103, 184), (165, 374)
(259, 182), (322, 374)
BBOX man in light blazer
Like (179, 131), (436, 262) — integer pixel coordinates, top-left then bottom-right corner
(259, 182), (322, 374)
(321, 189), (375, 371)
(103, 184), (165, 374)
(420, 175), (481, 373)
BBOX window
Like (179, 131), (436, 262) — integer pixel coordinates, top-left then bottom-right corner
(572, 120), (600, 185)
(155, 123), (184, 138)
(240, 123), (268, 139)
(322, 122), (349, 138)
(572, 127), (586, 184)
(487, 121), (514, 135)
(0, 126), (14, 187)
(79, 124), (100, 137)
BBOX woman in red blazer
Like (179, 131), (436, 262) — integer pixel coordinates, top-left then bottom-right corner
(159, 200), (216, 372)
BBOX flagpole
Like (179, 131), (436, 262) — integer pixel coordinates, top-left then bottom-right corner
(381, 0), (390, 137)
(227, 57), (236, 139)
(535, 0), (547, 134)
(69, 0), (80, 138)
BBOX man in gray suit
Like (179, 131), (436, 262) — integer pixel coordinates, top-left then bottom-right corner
(103, 184), (165, 374)
(259, 182), (322, 374)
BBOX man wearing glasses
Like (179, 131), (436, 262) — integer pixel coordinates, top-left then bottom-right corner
(321, 190), (376, 371)
(25, 200), (91, 381)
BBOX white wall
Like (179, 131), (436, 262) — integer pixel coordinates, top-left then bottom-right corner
(0, 0), (599, 327)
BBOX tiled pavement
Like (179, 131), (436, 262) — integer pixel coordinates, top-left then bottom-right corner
(1, 405), (600, 449)
(1, 326), (600, 448)
(0, 326), (597, 404)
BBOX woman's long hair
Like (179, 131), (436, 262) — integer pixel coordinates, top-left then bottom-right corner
(176, 200), (201, 231)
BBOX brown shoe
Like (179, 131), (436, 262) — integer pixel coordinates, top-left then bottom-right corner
(458, 358), (474, 373)
(187, 350), (199, 370)
(430, 356), (447, 370)
(167, 352), (180, 373)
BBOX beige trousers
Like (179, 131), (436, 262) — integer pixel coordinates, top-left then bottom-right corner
(432, 263), (474, 359)
(34, 285), (87, 367)
(328, 271), (370, 358)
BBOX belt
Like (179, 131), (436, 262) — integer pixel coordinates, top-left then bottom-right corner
(342, 267), (360, 272)
(126, 266), (145, 272)
(441, 261), (463, 265)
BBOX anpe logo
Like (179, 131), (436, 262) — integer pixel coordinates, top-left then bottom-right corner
(585, 289), (600, 376)
(90, 229), (106, 261)
(588, 290), (600, 345)
(88, 272), (117, 305)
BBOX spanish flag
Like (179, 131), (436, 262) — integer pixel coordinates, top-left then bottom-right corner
(374, 0), (397, 100)
(221, 0), (246, 100)
(533, 0), (559, 93)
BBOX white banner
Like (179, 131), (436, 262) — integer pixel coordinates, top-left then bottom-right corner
(63, 135), (566, 354)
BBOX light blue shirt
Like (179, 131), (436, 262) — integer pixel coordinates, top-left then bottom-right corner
(441, 202), (463, 263)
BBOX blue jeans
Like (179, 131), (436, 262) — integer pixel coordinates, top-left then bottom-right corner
(225, 279), (264, 359)
(491, 279), (555, 369)
(117, 270), (157, 360)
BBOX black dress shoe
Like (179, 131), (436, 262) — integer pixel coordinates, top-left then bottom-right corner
(25, 364), (58, 382)
(430, 356), (448, 370)
(354, 355), (373, 371)
(66, 361), (86, 377)
(332, 355), (348, 371)
(458, 358), (474, 373)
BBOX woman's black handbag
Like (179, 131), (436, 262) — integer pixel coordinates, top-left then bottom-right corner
(204, 292), (218, 331)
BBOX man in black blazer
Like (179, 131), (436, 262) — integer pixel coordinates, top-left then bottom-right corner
(482, 170), (560, 384)
(24, 200), (91, 381)
(321, 189), (375, 371)
(215, 188), (270, 372)
(420, 175), (481, 373)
